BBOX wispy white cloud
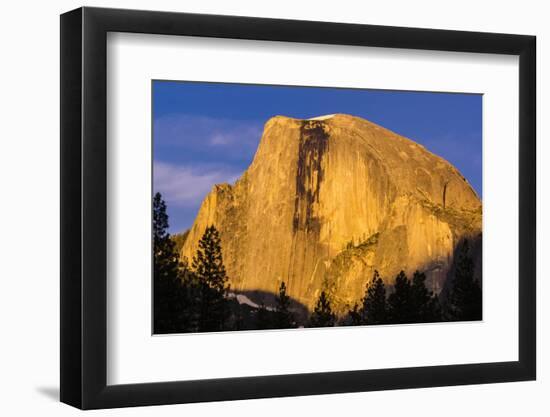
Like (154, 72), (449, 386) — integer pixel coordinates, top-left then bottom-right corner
(153, 161), (241, 207)
(154, 114), (263, 160)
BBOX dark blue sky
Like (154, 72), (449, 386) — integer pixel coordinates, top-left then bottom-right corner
(153, 81), (482, 233)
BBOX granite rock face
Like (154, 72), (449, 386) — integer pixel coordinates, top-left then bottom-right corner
(180, 114), (482, 313)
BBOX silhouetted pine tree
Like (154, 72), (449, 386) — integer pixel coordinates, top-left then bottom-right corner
(346, 303), (363, 326)
(447, 240), (482, 321)
(179, 257), (202, 333)
(308, 291), (336, 327)
(410, 271), (441, 322)
(153, 192), (186, 334)
(274, 281), (296, 329)
(360, 270), (387, 324)
(192, 225), (230, 332)
(387, 271), (414, 324)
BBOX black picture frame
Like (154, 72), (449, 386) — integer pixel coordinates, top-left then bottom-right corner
(60, 6), (536, 410)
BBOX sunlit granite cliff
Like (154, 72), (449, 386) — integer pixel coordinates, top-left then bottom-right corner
(180, 114), (482, 313)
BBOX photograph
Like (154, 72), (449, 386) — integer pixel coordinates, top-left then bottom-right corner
(1, 1), (541, 414)
(152, 81), (483, 334)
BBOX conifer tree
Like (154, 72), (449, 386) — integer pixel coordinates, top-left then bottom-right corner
(346, 303), (363, 326)
(387, 271), (414, 324)
(153, 192), (186, 333)
(427, 295), (442, 322)
(410, 270), (441, 322)
(447, 240), (482, 321)
(274, 281), (296, 329)
(192, 225), (230, 331)
(153, 193), (179, 282)
(179, 257), (202, 333)
(308, 291), (336, 327)
(360, 270), (387, 324)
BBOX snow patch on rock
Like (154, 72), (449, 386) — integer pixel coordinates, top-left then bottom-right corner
(308, 114), (336, 121)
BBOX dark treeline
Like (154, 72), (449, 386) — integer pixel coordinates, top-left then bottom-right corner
(154, 192), (482, 334)
(154, 192), (232, 333)
(343, 270), (441, 326)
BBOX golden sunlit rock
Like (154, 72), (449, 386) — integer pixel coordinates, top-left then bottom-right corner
(181, 114), (482, 314)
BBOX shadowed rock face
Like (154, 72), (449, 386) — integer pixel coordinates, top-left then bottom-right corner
(180, 114), (482, 314)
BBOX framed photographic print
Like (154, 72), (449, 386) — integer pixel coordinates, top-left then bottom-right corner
(60, 6), (536, 409)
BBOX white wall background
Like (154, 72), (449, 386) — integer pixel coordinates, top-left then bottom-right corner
(0, 0), (545, 415)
